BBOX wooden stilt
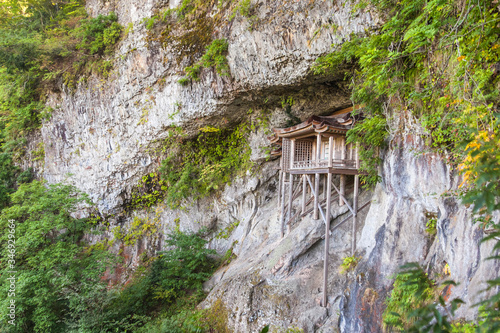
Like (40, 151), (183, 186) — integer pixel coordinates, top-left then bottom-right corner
(278, 170), (282, 208)
(352, 174), (359, 256)
(287, 173), (294, 233)
(314, 174), (320, 219)
(302, 175), (307, 214)
(314, 134), (321, 219)
(323, 172), (332, 307)
(280, 172), (287, 238)
(323, 174), (327, 201)
(339, 175), (345, 206)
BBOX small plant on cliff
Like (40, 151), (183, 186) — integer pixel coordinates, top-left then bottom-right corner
(425, 217), (437, 236)
(179, 38), (230, 84)
(340, 255), (361, 274)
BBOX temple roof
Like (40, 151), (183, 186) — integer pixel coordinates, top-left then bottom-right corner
(269, 111), (358, 144)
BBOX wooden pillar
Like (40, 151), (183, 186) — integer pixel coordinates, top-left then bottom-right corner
(278, 156), (283, 208)
(302, 175), (307, 214)
(314, 134), (321, 219)
(280, 171), (287, 238)
(340, 137), (346, 163)
(287, 172), (293, 233)
(323, 172), (333, 307)
(339, 175), (345, 206)
(352, 174), (359, 256)
(328, 136), (334, 168)
(323, 174), (327, 200)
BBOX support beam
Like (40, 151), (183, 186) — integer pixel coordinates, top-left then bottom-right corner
(305, 175), (327, 223)
(314, 134), (321, 219)
(314, 173), (320, 219)
(323, 175), (327, 201)
(328, 136), (334, 168)
(352, 174), (359, 256)
(339, 175), (346, 206)
(302, 175), (307, 214)
(323, 172), (332, 307)
(331, 180), (355, 215)
(287, 173), (294, 234)
(278, 170), (282, 208)
(280, 172), (286, 238)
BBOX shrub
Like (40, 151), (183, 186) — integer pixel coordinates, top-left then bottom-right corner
(76, 12), (122, 55)
(158, 123), (252, 208)
(180, 38), (230, 83)
(340, 255), (361, 274)
(383, 263), (435, 331)
(149, 228), (217, 301)
(0, 181), (114, 332)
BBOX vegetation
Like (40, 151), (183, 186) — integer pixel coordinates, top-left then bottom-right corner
(425, 217), (438, 236)
(346, 115), (387, 187)
(179, 38), (230, 85)
(0, 181), (114, 332)
(157, 123), (252, 208)
(0, 181), (222, 333)
(339, 255), (361, 274)
(314, 0), (500, 191)
(383, 264), (436, 331)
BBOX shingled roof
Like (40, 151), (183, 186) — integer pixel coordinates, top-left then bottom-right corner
(269, 111), (358, 144)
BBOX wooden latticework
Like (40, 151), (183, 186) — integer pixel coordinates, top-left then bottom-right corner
(295, 140), (313, 162)
(282, 138), (291, 172)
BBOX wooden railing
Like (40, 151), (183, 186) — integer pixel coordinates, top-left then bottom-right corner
(291, 159), (357, 170)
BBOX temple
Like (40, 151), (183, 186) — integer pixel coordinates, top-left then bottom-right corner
(270, 106), (365, 307)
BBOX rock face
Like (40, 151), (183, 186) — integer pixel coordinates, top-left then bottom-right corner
(42, 0), (376, 213)
(35, 0), (499, 332)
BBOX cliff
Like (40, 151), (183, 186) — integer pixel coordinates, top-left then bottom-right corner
(24, 0), (500, 331)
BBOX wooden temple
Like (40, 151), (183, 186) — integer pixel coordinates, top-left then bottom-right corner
(270, 107), (363, 307)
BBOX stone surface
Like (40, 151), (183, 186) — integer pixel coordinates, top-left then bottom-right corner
(42, 0), (375, 213)
(33, 0), (500, 332)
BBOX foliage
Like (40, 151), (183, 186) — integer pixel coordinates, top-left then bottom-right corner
(0, 151), (19, 209)
(230, 0), (253, 19)
(0, 1), (122, 159)
(113, 215), (160, 246)
(66, 228), (219, 332)
(426, 217), (437, 236)
(0, 181), (114, 332)
(474, 222), (500, 333)
(216, 220), (240, 239)
(346, 115), (388, 187)
(460, 130), (500, 215)
(129, 172), (168, 210)
(158, 123), (252, 208)
(314, 0), (500, 190)
(340, 255), (361, 274)
(180, 38), (230, 84)
(76, 12), (122, 55)
(153, 299), (230, 333)
(150, 228), (217, 301)
(383, 263), (435, 331)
